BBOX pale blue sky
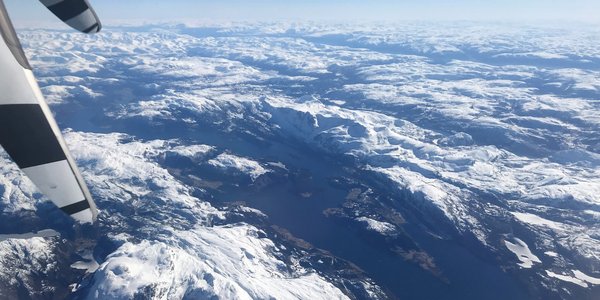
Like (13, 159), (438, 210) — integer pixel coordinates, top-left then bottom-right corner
(5, 0), (600, 25)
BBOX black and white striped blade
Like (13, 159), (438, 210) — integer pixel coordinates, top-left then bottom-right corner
(39, 0), (101, 34)
(0, 8), (98, 223)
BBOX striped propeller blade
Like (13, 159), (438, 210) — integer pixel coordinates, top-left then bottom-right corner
(0, 0), (98, 223)
(39, 0), (101, 33)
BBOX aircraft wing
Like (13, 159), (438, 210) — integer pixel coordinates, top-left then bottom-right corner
(0, 1), (98, 223)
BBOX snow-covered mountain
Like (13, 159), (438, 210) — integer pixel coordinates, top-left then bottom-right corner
(0, 22), (599, 299)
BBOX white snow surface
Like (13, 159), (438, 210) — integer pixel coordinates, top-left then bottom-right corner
(1, 22), (598, 296)
(90, 225), (347, 300)
(573, 270), (600, 285)
(510, 212), (566, 232)
(59, 131), (348, 299)
(0, 155), (40, 213)
(356, 217), (397, 236)
(169, 144), (216, 161)
(545, 269), (600, 288)
(546, 270), (589, 288)
(0, 237), (58, 298)
(504, 237), (542, 269)
(207, 153), (270, 181)
(0, 229), (58, 242)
